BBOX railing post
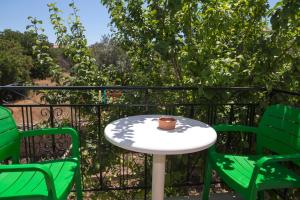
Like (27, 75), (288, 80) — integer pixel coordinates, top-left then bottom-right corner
(145, 89), (149, 114)
(49, 106), (56, 154)
(144, 154), (148, 200)
(268, 89), (275, 105)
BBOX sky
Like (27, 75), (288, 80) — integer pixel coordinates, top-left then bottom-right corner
(0, 0), (279, 45)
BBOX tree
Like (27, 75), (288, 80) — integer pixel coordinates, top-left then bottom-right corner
(90, 35), (131, 85)
(0, 29), (53, 79)
(268, 0), (300, 91)
(48, 2), (101, 87)
(0, 39), (33, 85)
(49, 47), (72, 70)
(101, 0), (299, 91)
(27, 17), (61, 80)
(0, 29), (36, 56)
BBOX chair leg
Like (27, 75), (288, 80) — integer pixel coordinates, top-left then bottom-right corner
(202, 157), (212, 200)
(248, 189), (258, 200)
(75, 165), (83, 200)
(258, 191), (264, 200)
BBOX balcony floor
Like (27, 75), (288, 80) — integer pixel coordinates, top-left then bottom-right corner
(166, 193), (242, 200)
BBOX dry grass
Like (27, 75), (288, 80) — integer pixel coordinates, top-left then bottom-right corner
(9, 76), (71, 125)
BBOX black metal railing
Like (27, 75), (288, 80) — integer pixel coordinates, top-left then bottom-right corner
(0, 86), (299, 199)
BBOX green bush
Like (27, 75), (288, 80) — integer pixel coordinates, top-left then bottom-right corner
(0, 39), (32, 85)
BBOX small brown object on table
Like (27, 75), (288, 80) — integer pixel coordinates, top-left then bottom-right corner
(158, 117), (176, 130)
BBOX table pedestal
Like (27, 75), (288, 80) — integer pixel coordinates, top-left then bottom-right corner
(152, 154), (166, 200)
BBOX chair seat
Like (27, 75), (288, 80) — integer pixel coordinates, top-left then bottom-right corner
(211, 152), (300, 191)
(0, 159), (78, 200)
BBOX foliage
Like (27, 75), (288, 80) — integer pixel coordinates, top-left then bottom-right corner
(0, 29), (36, 57)
(48, 2), (100, 86)
(101, 0), (299, 91)
(268, 0), (300, 91)
(0, 30), (35, 101)
(49, 47), (72, 70)
(90, 35), (131, 85)
(0, 29), (51, 79)
(0, 39), (33, 85)
(26, 17), (60, 80)
(45, 1), (103, 104)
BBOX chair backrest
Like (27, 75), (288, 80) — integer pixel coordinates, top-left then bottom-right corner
(0, 106), (20, 162)
(257, 104), (300, 160)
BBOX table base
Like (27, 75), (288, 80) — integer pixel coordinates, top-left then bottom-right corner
(152, 154), (166, 200)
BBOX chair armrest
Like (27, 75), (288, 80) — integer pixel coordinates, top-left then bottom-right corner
(256, 154), (300, 167)
(0, 163), (57, 199)
(213, 124), (259, 134)
(208, 125), (258, 154)
(249, 153), (300, 189)
(21, 127), (80, 158)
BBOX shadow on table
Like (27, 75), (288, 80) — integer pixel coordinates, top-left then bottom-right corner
(110, 115), (211, 147)
(110, 116), (149, 147)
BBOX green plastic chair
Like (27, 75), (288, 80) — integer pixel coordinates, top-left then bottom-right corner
(0, 106), (82, 200)
(202, 104), (300, 200)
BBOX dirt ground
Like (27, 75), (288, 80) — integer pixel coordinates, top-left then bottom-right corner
(9, 77), (69, 126)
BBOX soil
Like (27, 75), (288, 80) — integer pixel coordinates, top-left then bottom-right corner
(8, 75), (72, 126)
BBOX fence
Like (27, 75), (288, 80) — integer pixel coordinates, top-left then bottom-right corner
(0, 86), (299, 199)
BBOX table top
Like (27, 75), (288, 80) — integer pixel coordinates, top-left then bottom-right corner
(104, 115), (217, 155)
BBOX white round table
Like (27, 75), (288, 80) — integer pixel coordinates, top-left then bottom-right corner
(104, 115), (217, 200)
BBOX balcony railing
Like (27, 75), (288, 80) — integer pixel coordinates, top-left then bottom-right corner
(0, 86), (299, 199)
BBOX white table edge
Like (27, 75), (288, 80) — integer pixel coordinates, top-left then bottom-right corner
(104, 132), (217, 155)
